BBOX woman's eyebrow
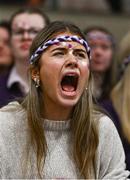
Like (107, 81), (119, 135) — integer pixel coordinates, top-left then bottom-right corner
(74, 49), (87, 53)
(51, 47), (67, 52)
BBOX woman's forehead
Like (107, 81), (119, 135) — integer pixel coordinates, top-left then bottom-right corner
(47, 41), (87, 51)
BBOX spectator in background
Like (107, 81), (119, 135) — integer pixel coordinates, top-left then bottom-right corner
(84, 26), (130, 175)
(84, 26), (116, 104)
(0, 20), (13, 75)
(0, 7), (50, 107)
(110, 31), (130, 174)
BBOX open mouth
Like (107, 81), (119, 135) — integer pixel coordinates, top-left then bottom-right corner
(61, 73), (79, 92)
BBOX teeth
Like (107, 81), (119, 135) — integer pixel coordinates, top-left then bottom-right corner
(68, 74), (73, 76)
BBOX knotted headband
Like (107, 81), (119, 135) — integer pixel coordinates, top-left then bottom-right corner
(30, 35), (90, 64)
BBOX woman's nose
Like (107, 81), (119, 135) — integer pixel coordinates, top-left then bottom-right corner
(65, 54), (78, 68)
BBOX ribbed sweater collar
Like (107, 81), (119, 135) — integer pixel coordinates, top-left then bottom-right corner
(43, 119), (71, 131)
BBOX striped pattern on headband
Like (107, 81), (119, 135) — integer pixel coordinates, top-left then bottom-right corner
(30, 35), (90, 64)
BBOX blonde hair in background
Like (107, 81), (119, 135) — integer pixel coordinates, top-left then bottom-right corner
(111, 32), (130, 143)
(118, 31), (130, 64)
(116, 31), (130, 75)
(111, 65), (130, 143)
(111, 31), (130, 86)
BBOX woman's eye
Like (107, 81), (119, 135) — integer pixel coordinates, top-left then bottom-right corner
(76, 52), (86, 58)
(53, 52), (64, 56)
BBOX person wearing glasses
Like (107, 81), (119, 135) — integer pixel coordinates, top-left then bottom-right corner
(0, 7), (50, 107)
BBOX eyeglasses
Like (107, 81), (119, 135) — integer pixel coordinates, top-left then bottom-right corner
(12, 28), (42, 38)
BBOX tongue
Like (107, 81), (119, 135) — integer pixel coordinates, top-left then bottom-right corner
(62, 85), (75, 92)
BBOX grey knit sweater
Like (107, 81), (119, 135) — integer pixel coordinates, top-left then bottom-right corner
(0, 102), (129, 179)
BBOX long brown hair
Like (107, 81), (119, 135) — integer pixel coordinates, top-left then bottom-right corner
(22, 21), (99, 178)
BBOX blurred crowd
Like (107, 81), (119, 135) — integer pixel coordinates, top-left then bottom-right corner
(0, 4), (129, 178)
(0, 0), (126, 13)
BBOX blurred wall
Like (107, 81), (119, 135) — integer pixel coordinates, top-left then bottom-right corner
(0, 1), (130, 43)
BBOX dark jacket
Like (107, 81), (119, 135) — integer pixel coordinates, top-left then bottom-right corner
(0, 71), (24, 108)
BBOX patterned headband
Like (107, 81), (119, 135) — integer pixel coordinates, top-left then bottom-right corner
(30, 35), (90, 64)
(86, 33), (115, 45)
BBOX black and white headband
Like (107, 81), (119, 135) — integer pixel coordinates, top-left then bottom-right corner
(30, 35), (90, 64)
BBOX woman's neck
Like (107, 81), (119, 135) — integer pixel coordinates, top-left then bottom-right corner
(42, 103), (73, 121)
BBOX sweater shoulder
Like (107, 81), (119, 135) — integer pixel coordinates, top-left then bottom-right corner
(0, 101), (27, 132)
(97, 115), (120, 147)
(96, 116), (130, 179)
(98, 115), (116, 134)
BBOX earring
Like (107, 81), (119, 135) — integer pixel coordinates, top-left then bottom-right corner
(86, 87), (88, 91)
(34, 77), (40, 88)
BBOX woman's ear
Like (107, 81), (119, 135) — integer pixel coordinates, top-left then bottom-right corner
(31, 67), (40, 80)
(31, 67), (40, 88)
